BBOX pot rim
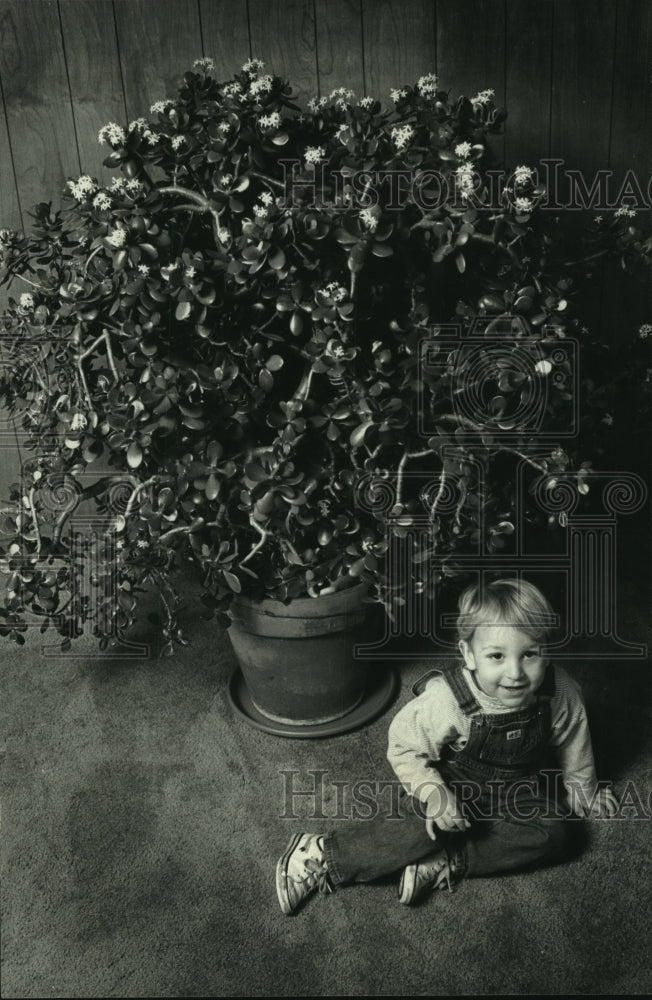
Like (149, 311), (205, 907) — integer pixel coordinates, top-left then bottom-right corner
(229, 580), (370, 619)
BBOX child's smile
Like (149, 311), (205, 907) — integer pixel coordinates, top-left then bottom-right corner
(459, 624), (547, 708)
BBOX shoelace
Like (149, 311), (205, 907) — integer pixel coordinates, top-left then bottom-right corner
(424, 858), (453, 894)
(292, 857), (333, 896)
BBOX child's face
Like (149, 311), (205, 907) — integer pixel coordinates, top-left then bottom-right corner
(459, 624), (548, 708)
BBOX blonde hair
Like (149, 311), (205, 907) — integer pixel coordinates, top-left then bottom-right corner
(456, 578), (557, 644)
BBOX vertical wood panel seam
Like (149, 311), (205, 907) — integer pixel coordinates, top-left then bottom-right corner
(360, 1), (367, 97)
(606, 2), (619, 173)
(0, 71), (24, 230)
(56, 0), (82, 175)
(111, 1), (129, 125)
(197, 0), (205, 57)
(10, 413), (23, 501)
(502, 0), (507, 165)
(433, 0), (437, 77)
(548, 0), (555, 160)
(246, 1), (253, 60)
(312, 0), (321, 97)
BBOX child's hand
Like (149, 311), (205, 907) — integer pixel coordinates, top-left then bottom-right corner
(423, 783), (471, 839)
(587, 785), (620, 818)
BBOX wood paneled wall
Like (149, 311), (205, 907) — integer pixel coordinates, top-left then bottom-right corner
(0, 0), (649, 234)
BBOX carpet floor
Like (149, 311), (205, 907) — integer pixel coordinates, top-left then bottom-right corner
(1, 545), (650, 998)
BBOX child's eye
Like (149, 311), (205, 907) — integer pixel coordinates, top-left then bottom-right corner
(489, 653), (503, 660)
(523, 651), (538, 659)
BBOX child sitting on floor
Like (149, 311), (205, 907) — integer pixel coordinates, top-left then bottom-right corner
(276, 577), (619, 914)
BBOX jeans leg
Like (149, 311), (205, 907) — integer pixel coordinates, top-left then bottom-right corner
(463, 794), (568, 877)
(323, 794), (439, 886)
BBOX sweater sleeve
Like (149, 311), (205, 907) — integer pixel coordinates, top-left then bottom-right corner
(386, 678), (463, 804)
(548, 665), (599, 812)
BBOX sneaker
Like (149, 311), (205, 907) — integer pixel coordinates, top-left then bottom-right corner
(398, 846), (455, 905)
(276, 832), (332, 915)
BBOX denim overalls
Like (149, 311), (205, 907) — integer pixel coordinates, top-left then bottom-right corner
(324, 662), (568, 887)
(415, 661), (556, 819)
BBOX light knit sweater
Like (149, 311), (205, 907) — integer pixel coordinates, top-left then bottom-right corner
(387, 663), (598, 810)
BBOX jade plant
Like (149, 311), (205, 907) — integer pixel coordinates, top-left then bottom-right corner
(0, 57), (649, 655)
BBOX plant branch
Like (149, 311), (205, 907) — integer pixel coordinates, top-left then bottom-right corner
(158, 185), (223, 247)
(28, 487), (41, 555)
(396, 448), (433, 506)
(250, 171), (285, 191)
(240, 515), (269, 565)
(77, 329), (120, 409)
(124, 476), (159, 520)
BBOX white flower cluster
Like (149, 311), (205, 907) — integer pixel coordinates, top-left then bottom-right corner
(390, 88), (408, 103)
(193, 57), (215, 73)
(129, 118), (159, 145)
(304, 145), (326, 165)
(417, 73), (438, 97)
(107, 226), (127, 248)
(137, 539), (150, 549)
(638, 324), (652, 339)
(455, 141), (472, 159)
(70, 412), (88, 432)
(321, 282), (347, 302)
(249, 74), (273, 98)
(471, 88), (495, 106)
(253, 204), (268, 219)
(614, 206), (636, 218)
(223, 81), (243, 98)
(217, 227), (231, 245)
(150, 99), (175, 115)
(98, 122), (127, 146)
(359, 208), (378, 232)
(259, 111), (281, 129)
(307, 96), (328, 112)
(110, 177), (143, 197)
(243, 58), (265, 75)
(358, 96), (374, 109)
(220, 173), (233, 187)
(317, 499), (331, 516)
(171, 135), (186, 150)
(161, 261), (180, 280)
(456, 162), (476, 200)
(329, 87), (355, 106)
(0, 228), (14, 246)
(259, 191), (274, 206)
(67, 175), (98, 201)
(514, 164), (534, 185)
(514, 196), (533, 213)
(19, 292), (35, 310)
(138, 264), (150, 275)
(93, 192), (112, 211)
(391, 124), (414, 150)
(335, 123), (350, 144)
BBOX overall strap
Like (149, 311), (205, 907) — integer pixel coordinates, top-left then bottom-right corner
(411, 669), (442, 697)
(441, 661), (483, 717)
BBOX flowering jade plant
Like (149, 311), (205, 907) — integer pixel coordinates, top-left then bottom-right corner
(0, 57), (649, 655)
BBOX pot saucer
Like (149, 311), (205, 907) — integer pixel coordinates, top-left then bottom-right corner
(227, 665), (397, 739)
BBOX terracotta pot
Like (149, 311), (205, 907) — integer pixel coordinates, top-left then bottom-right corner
(227, 584), (370, 726)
